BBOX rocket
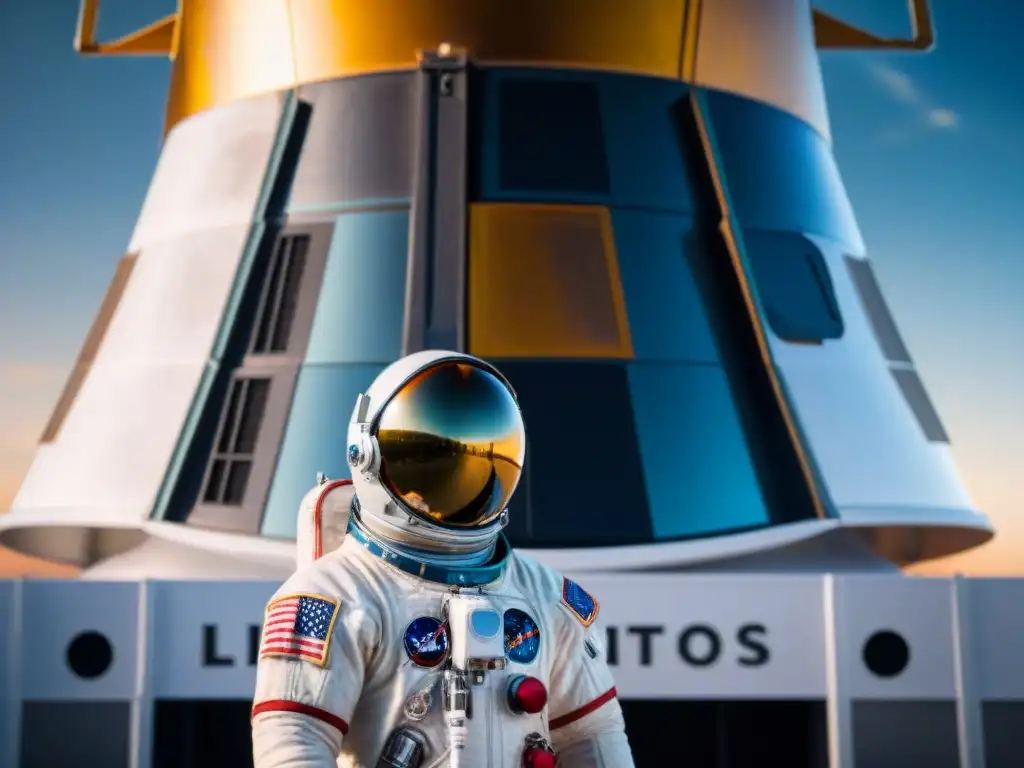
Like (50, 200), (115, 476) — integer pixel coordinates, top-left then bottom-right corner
(0, 0), (992, 578)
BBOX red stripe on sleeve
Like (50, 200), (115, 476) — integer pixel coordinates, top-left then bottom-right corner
(251, 699), (350, 735)
(549, 687), (618, 731)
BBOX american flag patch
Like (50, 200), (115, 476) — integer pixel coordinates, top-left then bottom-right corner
(260, 594), (340, 667)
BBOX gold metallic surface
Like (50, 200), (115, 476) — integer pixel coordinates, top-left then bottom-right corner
(76, 0), (935, 137)
(374, 361), (525, 529)
(467, 204), (633, 360)
(80, 0), (689, 133)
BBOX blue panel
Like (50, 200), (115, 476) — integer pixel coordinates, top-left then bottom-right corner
(261, 363), (384, 538)
(611, 210), (719, 363)
(703, 88), (862, 250)
(627, 363), (769, 539)
(599, 75), (691, 212)
(305, 210), (409, 365)
(744, 230), (844, 342)
(477, 69), (691, 211)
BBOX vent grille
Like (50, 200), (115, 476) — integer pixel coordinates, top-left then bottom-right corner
(250, 235), (310, 354)
(202, 377), (271, 505)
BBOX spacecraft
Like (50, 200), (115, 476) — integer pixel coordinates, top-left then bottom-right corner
(0, 0), (1020, 766)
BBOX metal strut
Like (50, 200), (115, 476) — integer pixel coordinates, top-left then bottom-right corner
(402, 45), (471, 355)
(814, 0), (935, 51)
(74, 0), (179, 57)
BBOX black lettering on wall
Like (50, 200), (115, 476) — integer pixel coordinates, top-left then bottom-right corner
(202, 625), (235, 667)
(601, 623), (772, 669)
(628, 626), (665, 667)
(737, 623), (770, 667)
(248, 624), (262, 666)
(606, 626), (619, 666)
(677, 625), (722, 667)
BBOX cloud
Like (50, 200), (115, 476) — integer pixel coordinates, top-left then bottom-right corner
(870, 63), (920, 105)
(867, 62), (960, 135)
(927, 108), (958, 129)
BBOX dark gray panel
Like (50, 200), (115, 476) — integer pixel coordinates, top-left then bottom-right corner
(404, 51), (469, 355)
(290, 74), (416, 209)
(982, 701), (1024, 768)
(852, 700), (959, 768)
(428, 62), (469, 350)
(845, 256), (912, 364)
(891, 368), (950, 444)
(21, 701), (130, 768)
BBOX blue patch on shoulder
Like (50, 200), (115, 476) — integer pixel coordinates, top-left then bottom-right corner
(561, 578), (599, 627)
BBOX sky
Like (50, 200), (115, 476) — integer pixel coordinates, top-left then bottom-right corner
(0, 1), (1020, 575)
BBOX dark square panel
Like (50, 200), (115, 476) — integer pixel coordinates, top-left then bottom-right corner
(982, 700), (1024, 768)
(852, 700), (959, 768)
(154, 699), (254, 768)
(498, 80), (611, 195)
(21, 701), (130, 768)
(496, 361), (653, 547)
(621, 699), (828, 768)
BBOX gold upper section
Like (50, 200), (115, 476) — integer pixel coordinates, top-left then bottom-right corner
(75, 0), (936, 136)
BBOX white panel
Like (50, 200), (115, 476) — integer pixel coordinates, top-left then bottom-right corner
(695, 0), (831, 140)
(20, 581), (139, 701)
(96, 225), (252, 366)
(150, 581), (276, 699)
(130, 93), (283, 249)
(962, 579), (1024, 700)
(834, 576), (956, 699)
(14, 361), (211, 513)
(81, 535), (292, 581)
(578, 573), (827, 698)
(770, 242), (973, 512)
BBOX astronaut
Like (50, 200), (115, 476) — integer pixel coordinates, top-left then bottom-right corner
(252, 350), (635, 767)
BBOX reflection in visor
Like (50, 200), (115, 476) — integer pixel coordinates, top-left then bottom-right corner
(374, 362), (526, 529)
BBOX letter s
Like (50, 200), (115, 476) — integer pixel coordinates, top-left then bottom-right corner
(737, 623), (769, 667)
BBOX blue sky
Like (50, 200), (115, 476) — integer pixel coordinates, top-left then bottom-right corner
(0, 1), (1020, 573)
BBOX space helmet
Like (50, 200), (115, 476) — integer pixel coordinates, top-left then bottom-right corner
(346, 350), (526, 553)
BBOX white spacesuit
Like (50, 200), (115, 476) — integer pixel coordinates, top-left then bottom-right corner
(252, 350), (635, 767)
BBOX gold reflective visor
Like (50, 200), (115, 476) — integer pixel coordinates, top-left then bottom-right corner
(374, 361), (526, 529)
